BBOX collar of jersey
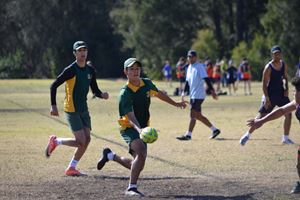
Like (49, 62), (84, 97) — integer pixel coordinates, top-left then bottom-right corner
(127, 79), (145, 92)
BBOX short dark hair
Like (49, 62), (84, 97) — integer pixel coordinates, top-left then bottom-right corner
(291, 76), (300, 92)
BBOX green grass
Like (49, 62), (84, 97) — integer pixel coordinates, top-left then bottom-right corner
(0, 79), (299, 190)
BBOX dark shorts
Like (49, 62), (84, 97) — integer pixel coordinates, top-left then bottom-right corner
(65, 111), (91, 132)
(179, 77), (186, 83)
(213, 77), (221, 82)
(121, 128), (147, 155)
(164, 75), (172, 79)
(190, 99), (204, 112)
(259, 96), (290, 114)
(227, 78), (237, 84)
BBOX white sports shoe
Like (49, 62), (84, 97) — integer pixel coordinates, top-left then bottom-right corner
(282, 138), (294, 144)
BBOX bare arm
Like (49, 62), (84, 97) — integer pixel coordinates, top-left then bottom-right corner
(262, 65), (271, 108)
(127, 112), (142, 134)
(156, 90), (187, 108)
(247, 101), (297, 129)
(283, 63), (289, 96)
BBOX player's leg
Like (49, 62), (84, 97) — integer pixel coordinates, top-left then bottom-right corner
(65, 129), (88, 176)
(128, 139), (147, 185)
(65, 111), (91, 176)
(194, 110), (220, 139)
(280, 97), (293, 144)
(291, 147), (300, 193)
(176, 99), (197, 140)
(228, 83), (232, 95)
(45, 112), (84, 158)
(125, 138), (146, 197)
(247, 80), (252, 95)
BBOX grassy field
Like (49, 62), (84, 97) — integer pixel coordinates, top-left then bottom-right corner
(0, 79), (300, 199)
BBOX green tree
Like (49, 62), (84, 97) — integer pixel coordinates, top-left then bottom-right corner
(191, 29), (219, 61)
(111, 0), (206, 79)
(261, 0), (300, 76)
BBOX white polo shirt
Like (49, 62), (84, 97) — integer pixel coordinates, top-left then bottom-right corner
(186, 61), (208, 99)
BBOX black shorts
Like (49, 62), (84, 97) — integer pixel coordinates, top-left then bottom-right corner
(179, 77), (186, 83)
(190, 99), (204, 112)
(259, 96), (290, 114)
(227, 78), (237, 84)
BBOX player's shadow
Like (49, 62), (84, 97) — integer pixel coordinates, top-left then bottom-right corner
(214, 138), (269, 141)
(94, 175), (195, 181)
(149, 193), (254, 200)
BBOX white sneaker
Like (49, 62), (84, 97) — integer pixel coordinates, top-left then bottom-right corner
(282, 138), (294, 144)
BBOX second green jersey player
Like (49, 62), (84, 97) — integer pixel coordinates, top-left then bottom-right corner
(97, 58), (187, 197)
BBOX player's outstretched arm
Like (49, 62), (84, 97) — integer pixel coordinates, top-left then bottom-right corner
(247, 101), (297, 129)
(156, 90), (187, 109)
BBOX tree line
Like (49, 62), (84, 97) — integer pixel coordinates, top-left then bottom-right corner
(1, 0), (299, 80)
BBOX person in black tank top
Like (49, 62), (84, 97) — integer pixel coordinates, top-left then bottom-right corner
(246, 76), (300, 193)
(239, 45), (294, 145)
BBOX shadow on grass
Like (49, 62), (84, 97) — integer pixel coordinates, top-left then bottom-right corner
(214, 138), (269, 141)
(93, 175), (195, 181)
(149, 193), (254, 200)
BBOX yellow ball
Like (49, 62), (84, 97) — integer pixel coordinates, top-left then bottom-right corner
(141, 127), (158, 144)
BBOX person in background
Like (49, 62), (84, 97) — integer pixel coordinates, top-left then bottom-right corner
(240, 58), (252, 95)
(212, 61), (221, 94)
(226, 60), (238, 95)
(176, 50), (221, 141)
(220, 59), (228, 88)
(162, 59), (173, 87)
(176, 57), (187, 94)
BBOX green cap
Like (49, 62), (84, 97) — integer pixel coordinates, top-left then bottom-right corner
(124, 58), (141, 69)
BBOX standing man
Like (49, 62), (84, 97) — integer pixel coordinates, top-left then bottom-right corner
(45, 41), (109, 176)
(240, 45), (293, 145)
(96, 58), (187, 197)
(176, 50), (221, 141)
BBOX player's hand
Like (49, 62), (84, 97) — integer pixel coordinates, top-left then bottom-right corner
(247, 119), (263, 129)
(211, 90), (218, 100)
(50, 105), (59, 116)
(101, 92), (109, 99)
(176, 101), (188, 109)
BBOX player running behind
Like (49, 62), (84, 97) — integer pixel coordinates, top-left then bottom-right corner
(240, 45), (294, 145)
(96, 58), (187, 197)
(176, 50), (221, 141)
(246, 76), (300, 194)
(45, 41), (109, 176)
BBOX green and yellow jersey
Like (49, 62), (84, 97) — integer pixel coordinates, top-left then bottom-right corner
(118, 78), (158, 130)
(50, 61), (103, 112)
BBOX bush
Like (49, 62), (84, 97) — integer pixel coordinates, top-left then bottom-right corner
(0, 50), (27, 78)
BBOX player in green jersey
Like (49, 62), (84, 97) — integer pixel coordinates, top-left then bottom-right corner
(97, 58), (187, 197)
(45, 41), (109, 176)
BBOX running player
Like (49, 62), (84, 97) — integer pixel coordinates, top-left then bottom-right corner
(240, 45), (294, 145)
(45, 41), (109, 176)
(96, 58), (187, 197)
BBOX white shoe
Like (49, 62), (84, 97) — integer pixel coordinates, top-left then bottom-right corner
(282, 138), (294, 144)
